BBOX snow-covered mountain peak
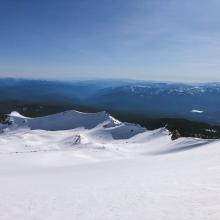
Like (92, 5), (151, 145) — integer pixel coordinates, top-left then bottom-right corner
(9, 111), (29, 118)
(7, 110), (121, 131)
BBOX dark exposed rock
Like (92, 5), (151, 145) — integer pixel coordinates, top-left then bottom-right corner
(171, 129), (181, 140)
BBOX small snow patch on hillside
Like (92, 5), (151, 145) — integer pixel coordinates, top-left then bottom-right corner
(191, 109), (204, 114)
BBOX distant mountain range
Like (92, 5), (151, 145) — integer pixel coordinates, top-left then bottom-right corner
(0, 78), (219, 126)
(86, 82), (220, 125)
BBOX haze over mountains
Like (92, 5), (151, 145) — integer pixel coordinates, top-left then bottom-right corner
(0, 78), (220, 126)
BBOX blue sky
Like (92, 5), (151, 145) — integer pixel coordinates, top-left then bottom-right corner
(0, 0), (220, 82)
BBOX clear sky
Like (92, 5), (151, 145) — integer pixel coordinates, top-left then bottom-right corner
(0, 0), (220, 82)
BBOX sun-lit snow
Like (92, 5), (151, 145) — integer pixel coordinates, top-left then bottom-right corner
(0, 110), (219, 220)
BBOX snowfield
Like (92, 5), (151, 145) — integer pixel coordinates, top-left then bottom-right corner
(0, 110), (220, 220)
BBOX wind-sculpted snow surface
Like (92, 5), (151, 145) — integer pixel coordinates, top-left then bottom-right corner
(0, 110), (220, 220)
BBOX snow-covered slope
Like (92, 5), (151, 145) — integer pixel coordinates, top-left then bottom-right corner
(0, 110), (212, 156)
(0, 110), (220, 220)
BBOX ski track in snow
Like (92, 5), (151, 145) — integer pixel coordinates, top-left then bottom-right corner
(0, 110), (220, 220)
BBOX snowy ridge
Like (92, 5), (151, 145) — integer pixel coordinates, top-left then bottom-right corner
(0, 110), (216, 158)
(8, 110), (121, 130)
(125, 83), (220, 96)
